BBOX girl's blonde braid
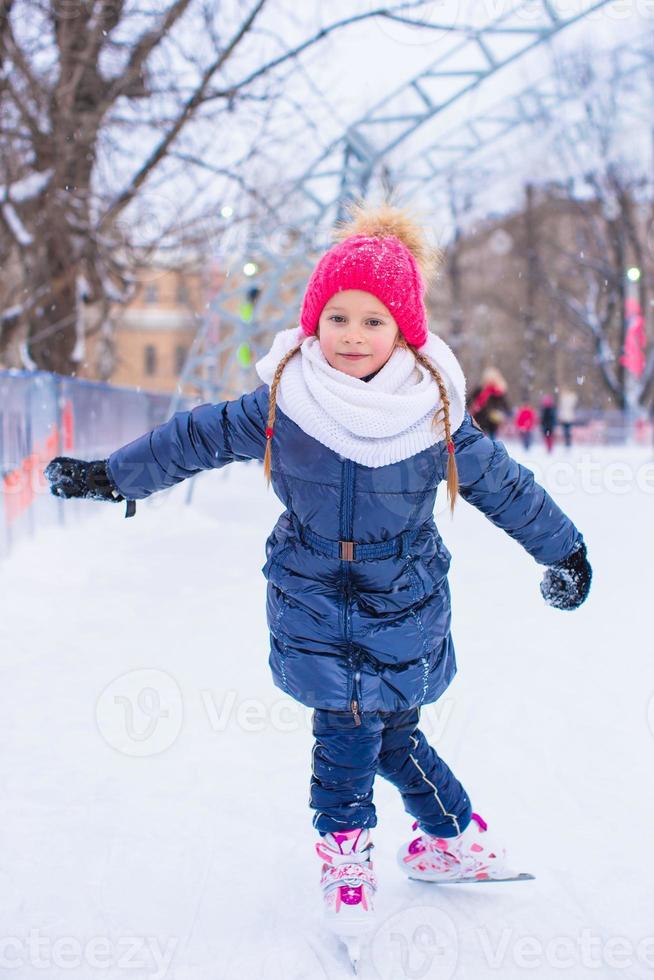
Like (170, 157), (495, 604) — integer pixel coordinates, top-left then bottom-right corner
(412, 347), (459, 515)
(263, 342), (304, 486)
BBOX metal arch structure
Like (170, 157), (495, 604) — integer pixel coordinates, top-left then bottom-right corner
(169, 0), (643, 415)
(396, 32), (654, 204)
(294, 0), (615, 224)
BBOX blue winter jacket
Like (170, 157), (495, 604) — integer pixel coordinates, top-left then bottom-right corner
(106, 384), (582, 719)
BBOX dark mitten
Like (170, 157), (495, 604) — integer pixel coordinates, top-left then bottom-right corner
(540, 538), (592, 611)
(43, 457), (124, 503)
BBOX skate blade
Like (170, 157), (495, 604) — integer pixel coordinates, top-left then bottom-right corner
(343, 935), (361, 973)
(408, 870), (535, 884)
(326, 923), (372, 974)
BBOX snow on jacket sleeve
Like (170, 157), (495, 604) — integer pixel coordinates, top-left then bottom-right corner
(449, 412), (582, 566)
(105, 385), (269, 500)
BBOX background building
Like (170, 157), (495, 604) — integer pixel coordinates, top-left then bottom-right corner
(81, 264), (215, 397)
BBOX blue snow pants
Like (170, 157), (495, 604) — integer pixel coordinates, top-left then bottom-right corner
(310, 706), (472, 838)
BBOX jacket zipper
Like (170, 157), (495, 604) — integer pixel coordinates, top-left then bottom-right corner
(341, 458), (361, 726)
(351, 663), (362, 726)
(343, 574), (361, 726)
(342, 458), (354, 537)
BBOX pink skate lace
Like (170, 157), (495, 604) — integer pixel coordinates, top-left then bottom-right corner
(316, 829), (377, 910)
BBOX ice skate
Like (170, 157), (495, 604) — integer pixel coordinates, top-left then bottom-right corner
(397, 812), (534, 883)
(315, 827), (377, 969)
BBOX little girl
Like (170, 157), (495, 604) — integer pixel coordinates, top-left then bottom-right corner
(44, 202), (592, 947)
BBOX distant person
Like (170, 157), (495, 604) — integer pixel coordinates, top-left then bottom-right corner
(557, 388), (578, 449)
(540, 394), (557, 453)
(515, 403), (537, 450)
(468, 367), (511, 441)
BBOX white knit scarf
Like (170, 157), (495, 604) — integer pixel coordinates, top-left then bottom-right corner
(255, 325), (467, 468)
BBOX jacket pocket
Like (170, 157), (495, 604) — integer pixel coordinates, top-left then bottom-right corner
(406, 555), (440, 600)
(435, 536), (452, 566)
(261, 528), (294, 580)
(409, 534), (451, 597)
(261, 536), (278, 578)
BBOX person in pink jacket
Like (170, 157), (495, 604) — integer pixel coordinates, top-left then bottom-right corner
(515, 403), (538, 450)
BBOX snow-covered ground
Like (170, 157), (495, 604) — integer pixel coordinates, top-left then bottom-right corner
(2, 439), (653, 980)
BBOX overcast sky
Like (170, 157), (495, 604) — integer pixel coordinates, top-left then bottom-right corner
(202, 1), (646, 247)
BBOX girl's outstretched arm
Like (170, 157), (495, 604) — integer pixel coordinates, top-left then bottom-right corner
(447, 412), (583, 567)
(44, 386), (270, 511)
(105, 385), (270, 500)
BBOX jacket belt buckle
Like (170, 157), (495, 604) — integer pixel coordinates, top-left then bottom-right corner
(339, 540), (355, 561)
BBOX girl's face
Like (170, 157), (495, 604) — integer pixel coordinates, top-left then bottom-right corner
(316, 290), (402, 379)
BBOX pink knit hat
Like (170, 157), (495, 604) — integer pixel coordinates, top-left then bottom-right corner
(299, 233), (429, 348)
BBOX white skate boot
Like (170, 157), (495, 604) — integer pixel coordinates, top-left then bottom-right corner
(397, 812), (532, 884)
(315, 827), (377, 970)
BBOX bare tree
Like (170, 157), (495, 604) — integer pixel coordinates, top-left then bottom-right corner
(535, 42), (653, 411)
(0, 0), (433, 375)
(435, 40), (654, 413)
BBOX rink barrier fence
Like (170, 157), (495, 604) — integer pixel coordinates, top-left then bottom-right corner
(0, 370), (191, 561)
